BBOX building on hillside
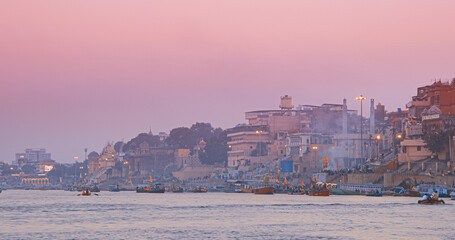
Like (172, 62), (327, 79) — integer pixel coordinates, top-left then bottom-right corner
(398, 139), (432, 163)
(35, 159), (56, 173)
(375, 103), (386, 122)
(422, 105), (455, 133)
(407, 79), (455, 118)
(228, 96), (359, 170)
(87, 151), (100, 175)
(227, 129), (272, 168)
(15, 148), (51, 167)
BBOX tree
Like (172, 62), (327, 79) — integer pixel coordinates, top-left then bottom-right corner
(191, 122), (214, 141)
(166, 127), (197, 150)
(21, 164), (36, 174)
(47, 164), (68, 178)
(423, 130), (447, 156)
(125, 133), (161, 151)
(198, 131), (228, 165)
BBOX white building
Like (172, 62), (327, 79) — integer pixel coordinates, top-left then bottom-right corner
(15, 148), (51, 166)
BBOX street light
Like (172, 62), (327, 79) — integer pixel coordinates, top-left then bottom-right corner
(312, 146), (318, 169)
(356, 95), (366, 165)
(376, 135), (381, 160)
(396, 133), (403, 154)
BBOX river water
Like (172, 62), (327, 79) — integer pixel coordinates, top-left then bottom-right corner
(0, 190), (454, 239)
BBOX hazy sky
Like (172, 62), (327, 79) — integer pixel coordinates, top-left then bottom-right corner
(1, 1), (455, 163)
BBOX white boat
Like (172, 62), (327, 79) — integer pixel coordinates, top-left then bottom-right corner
(450, 191), (455, 200)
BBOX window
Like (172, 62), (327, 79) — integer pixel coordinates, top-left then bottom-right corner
(417, 146), (421, 151)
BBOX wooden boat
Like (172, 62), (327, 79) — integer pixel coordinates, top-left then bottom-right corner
(288, 190), (305, 195)
(171, 183), (184, 192)
(418, 199), (445, 204)
(136, 184), (165, 193)
(187, 187), (207, 193)
(81, 189), (91, 196)
(382, 187), (420, 197)
(331, 189), (363, 195)
(288, 187), (306, 195)
(366, 192), (383, 197)
(240, 188), (253, 193)
(308, 189), (330, 196)
(253, 186), (274, 194)
(109, 184), (121, 192)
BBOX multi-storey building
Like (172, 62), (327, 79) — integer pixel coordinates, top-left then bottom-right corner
(227, 95), (359, 170)
(407, 79), (455, 118)
(15, 148), (51, 167)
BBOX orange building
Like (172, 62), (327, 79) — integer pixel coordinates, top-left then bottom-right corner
(408, 79), (455, 118)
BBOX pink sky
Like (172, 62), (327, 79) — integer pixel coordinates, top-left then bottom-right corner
(1, 1), (455, 163)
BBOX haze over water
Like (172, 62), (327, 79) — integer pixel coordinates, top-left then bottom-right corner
(1, 190), (454, 239)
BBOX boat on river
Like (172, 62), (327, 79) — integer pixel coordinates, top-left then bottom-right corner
(382, 187), (420, 197)
(366, 191), (382, 197)
(171, 183), (184, 193)
(253, 186), (274, 194)
(288, 188), (305, 195)
(81, 189), (91, 196)
(331, 189), (363, 195)
(136, 184), (165, 193)
(240, 187), (253, 193)
(187, 187), (207, 193)
(415, 184), (450, 198)
(308, 189), (330, 196)
(418, 198), (445, 204)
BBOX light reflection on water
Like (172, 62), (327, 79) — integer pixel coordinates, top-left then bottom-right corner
(0, 190), (454, 239)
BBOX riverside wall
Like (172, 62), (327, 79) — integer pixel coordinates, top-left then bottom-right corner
(347, 173), (455, 187)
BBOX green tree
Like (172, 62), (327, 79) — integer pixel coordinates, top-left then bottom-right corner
(198, 131), (228, 165)
(125, 133), (161, 151)
(166, 127), (197, 150)
(191, 122), (214, 141)
(21, 164), (36, 174)
(423, 130), (447, 156)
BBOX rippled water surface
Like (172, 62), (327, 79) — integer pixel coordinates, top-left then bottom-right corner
(1, 190), (454, 239)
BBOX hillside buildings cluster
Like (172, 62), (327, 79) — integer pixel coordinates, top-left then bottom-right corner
(2, 79), (455, 188)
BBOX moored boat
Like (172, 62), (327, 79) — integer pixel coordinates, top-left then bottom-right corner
(136, 184), (165, 193)
(366, 191), (382, 197)
(187, 187), (207, 193)
(109, 184), (121, 192)
(253, 186), (274, 194)
(240, 188), (253, 193)
(331, 189), (363, 195)
(308, 189), (330, 196)
(288, 188), (305, 195)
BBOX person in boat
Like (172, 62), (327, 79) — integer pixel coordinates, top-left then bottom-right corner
(421, 194), (428, 201)
(431, 191), (439, 200)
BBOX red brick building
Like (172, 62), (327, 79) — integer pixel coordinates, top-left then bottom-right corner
(408, 79), (455, 118)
